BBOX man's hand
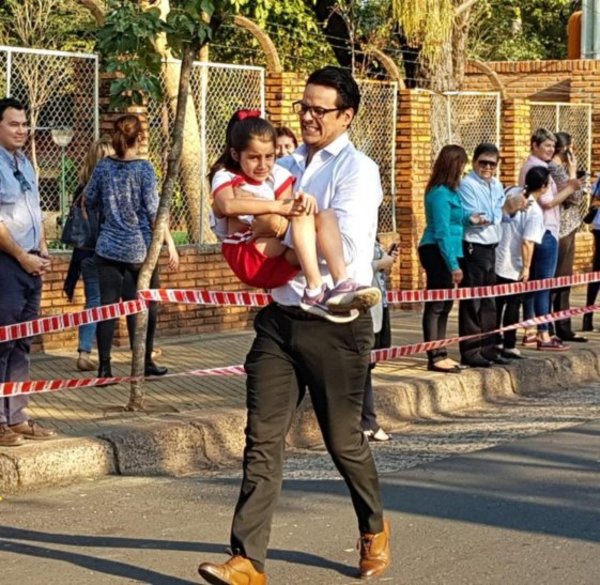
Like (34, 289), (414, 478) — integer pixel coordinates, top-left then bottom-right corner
(294, 191), (318, 215)
(503, 193), (528, 215)
(19, 252), (51, 276)
(520, 268), (530, 282)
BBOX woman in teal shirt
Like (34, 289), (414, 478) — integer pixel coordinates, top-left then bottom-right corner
(419, 145), (471, 373)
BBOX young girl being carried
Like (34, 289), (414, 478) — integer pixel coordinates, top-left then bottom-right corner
(209, 110), (381, 322)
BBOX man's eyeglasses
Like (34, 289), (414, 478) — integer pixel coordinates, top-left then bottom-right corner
(13, 168), (32, 193)
(292, 101), (342, 119)
(477, 159), (498, 169)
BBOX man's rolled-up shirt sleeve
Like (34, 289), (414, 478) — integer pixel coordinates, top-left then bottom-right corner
(329, 157), (382, 265)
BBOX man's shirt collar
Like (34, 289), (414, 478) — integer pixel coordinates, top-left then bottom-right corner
(291, 132), (350, 167)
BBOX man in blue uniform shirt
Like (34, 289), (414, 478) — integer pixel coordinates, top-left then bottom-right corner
(0, 97), (56, 446)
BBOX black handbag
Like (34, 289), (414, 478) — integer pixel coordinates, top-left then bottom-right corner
(61, 186), (100, 249)
(583, 207), (597, 225)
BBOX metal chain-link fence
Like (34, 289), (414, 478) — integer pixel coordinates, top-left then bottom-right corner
(529, 102), (592, 173)
(431, 91), (501, 163)
(530, 102), (594, 230)
(351, 79), (398, 233)
(0, 45), (99, 245)
(147, 61), (264, 245)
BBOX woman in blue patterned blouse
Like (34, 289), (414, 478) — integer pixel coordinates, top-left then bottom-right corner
(85, 114), (167, 379)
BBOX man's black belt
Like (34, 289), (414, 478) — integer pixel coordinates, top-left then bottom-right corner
(467, 242), (498, 250)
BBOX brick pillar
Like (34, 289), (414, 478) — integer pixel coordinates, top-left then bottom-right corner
(394, 89), (431, 291)
(98, 72), (149, 156)
(499, 99), (531, 186)
(265, 71), (305, 137)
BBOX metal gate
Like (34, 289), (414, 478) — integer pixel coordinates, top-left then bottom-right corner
(147, 60), (265, 245)
(351, 79), (398, 233)
(0, 45), (99, 243)
(529, 102), (593, 172)
(431, 91), (501, 162)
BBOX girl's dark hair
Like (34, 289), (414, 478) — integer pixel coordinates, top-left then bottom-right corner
(554, 131), (572, 157)
(112, 114), (142, 158)
(524, 166), (551, 194)
(209, 110), (276, 182)
(425, 145), (468, 194)
(276, 126), (298, 147)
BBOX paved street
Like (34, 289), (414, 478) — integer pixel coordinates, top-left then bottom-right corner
(1, 383), (599, 585)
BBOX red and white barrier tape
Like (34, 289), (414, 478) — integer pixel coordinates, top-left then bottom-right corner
(138, 271), (600, 307)
(2, 302), (599, 398)
(2, 271), (600, 344)
(138, 288), (272, 307)
(385, 271), (600, 304)
(0, 300), (146, 344)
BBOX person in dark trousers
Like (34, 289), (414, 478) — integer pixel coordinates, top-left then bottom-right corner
(198, 66), (390, 585)
(85, 114), (168, 379)
(458, 143), (525, 368)
(362, 239), (397, 441)
(583, 176), (600, 332)
(419, 145), (471, 373)
(0, 97), (56, 446)
(548, 132), (588, 342)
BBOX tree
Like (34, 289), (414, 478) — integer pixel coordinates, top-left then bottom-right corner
(82, 0), (269, 411)
(0, 0), (96, 174)
(468, 0), (574, 62)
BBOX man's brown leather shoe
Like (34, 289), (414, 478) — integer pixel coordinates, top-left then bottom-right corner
(0, 424), (24, 447)
(358, 519), (391, 579)
(9, 420), (57, 440)
(198, 555), (267, 585)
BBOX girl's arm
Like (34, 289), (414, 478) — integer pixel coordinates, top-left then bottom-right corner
(213, 184), (298, 217)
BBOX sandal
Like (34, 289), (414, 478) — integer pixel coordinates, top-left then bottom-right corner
(537, 337), (569, 352)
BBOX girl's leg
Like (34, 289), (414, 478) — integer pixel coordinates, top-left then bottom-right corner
(288, 213), (323, 290)
(314, 209), (346, 284)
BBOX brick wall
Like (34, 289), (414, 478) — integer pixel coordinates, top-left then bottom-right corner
(464, 59), (600, 170)
(35, 246), (255, 352)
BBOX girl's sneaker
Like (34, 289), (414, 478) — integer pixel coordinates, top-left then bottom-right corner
(300, 286), (359, 323)
(326, 278), (382, 313)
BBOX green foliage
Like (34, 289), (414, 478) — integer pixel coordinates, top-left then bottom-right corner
(97, 1), (166, 108)
(469, 0), (574, 61)
(97, 0), (219, 109)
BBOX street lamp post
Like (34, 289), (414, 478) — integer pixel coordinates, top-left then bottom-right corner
(51, 127), (74, 232)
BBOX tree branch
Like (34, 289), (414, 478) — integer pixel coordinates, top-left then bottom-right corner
(455, 0), (478, 18)
(77, 0), (105, 26)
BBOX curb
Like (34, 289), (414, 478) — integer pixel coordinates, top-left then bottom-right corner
(2, 346), (600, 493)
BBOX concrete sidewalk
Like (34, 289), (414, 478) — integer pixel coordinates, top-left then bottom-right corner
(1, 289), (599, 493)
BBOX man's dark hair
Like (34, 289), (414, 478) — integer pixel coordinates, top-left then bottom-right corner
(473, 142), (500, 162)
(306, 66), (361, 114)
(0, 97), (25, 122)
